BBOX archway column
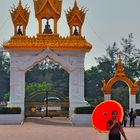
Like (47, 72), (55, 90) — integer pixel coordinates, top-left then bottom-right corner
(69, 67), (87, 117)
(130, 95), (136, 110)
(104, 94), (111, 101)
(8, 66), (25, 114)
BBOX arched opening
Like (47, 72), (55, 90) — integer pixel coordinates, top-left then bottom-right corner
(42, 18), (54, 34)
(25, 58), (69, 118)
(111, 81), (129, 110)
(16, 25), (23, 35)
(72, 25), (79, 36)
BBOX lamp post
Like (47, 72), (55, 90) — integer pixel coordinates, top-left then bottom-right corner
(46, 90), (48, 117)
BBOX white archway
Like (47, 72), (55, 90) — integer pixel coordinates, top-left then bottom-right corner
(102, 55), (140, 110)
(8, 48), (88, 119)
(4, 0), (92, 124)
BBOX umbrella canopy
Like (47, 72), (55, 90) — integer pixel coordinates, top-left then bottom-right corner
(91, 100), (124, 133)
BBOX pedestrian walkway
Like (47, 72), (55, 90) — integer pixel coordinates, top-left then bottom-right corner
(0, 117), (139, 140)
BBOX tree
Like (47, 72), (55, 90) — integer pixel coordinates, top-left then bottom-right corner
(25, 59), (69, 97)
(0, 50), (10, 100)
(111, 82), (129, 109)
(85, 67), (103, 100)
(95, 33), (140, 81)
(95, 42), (119, 81)
(25, 82), (53, 102)
(121, 33), (140, 79)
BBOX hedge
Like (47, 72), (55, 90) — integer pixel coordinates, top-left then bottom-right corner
(136, 109), (140, 116)
(74, 106), (95, 114)
(0, 106), (21, 114)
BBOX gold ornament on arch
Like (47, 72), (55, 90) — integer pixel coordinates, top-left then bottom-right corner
(101, 55), (139, 95)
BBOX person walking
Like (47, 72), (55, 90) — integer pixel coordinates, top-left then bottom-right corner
(129, 108), (136, 127)
(123, 110), (128, 127)
(106, 111), (127, 140)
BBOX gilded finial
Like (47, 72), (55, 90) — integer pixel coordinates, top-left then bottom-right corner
(19, 0), (22, 6)
(74, 0), (78, 7)
(10, 0), (30, 36)
(114, 55), (126, 77)
(66, 0), (86, 36)
(118, 54), (123, 68)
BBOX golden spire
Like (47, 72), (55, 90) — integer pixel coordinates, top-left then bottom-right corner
(33, 0), (62, 17)
(66, 0), (86, 22)
(33, 0), (62, 34)
(10, 0), (30, 21)
(114, 55), (126, 77)
(74, 0), (78, 8)
(118, 55), (123, 69)
(19, 0), (22, 6)
(66, 0), (86, 36)
(10, 0), (30, 36)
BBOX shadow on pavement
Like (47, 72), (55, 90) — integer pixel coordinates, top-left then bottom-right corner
(25, 117), (72, 127)
(25, 117), (92, 128)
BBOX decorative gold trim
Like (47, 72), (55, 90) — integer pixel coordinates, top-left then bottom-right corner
(102, 55), (139, 95)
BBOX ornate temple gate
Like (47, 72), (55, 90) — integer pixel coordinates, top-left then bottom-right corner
(25, 90), (69, 117)
(3, 0), (92, 123)
(102, 55), (139, 110)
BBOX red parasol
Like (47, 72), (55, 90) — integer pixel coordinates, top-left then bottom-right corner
(91, 100), (124, 133)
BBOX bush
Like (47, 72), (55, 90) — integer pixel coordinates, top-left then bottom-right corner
(0, 106), (21, 114)
(136, 109), (140, 116)
(74, 106), (95, 114)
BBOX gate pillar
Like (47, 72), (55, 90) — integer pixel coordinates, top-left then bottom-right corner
(130, 95), (136, 110)
(104, 94), (111, 101)
(8, 57), (25, 115)
(69, 67), (87, 116)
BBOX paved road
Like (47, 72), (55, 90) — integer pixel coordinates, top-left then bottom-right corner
(0, 117), (139, 140)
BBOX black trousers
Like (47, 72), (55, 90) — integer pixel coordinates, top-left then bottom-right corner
(109, 133), (121, 140)
(130, 118), (135, 127)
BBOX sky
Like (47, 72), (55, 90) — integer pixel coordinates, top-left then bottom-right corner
(0, 0), (140, 70)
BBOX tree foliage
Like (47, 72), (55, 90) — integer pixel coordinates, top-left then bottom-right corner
(95, 33), (140, 80)
(25, 82), (53, 94)
(0, 50), (10, 99)
(25, 59), (69, 97)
